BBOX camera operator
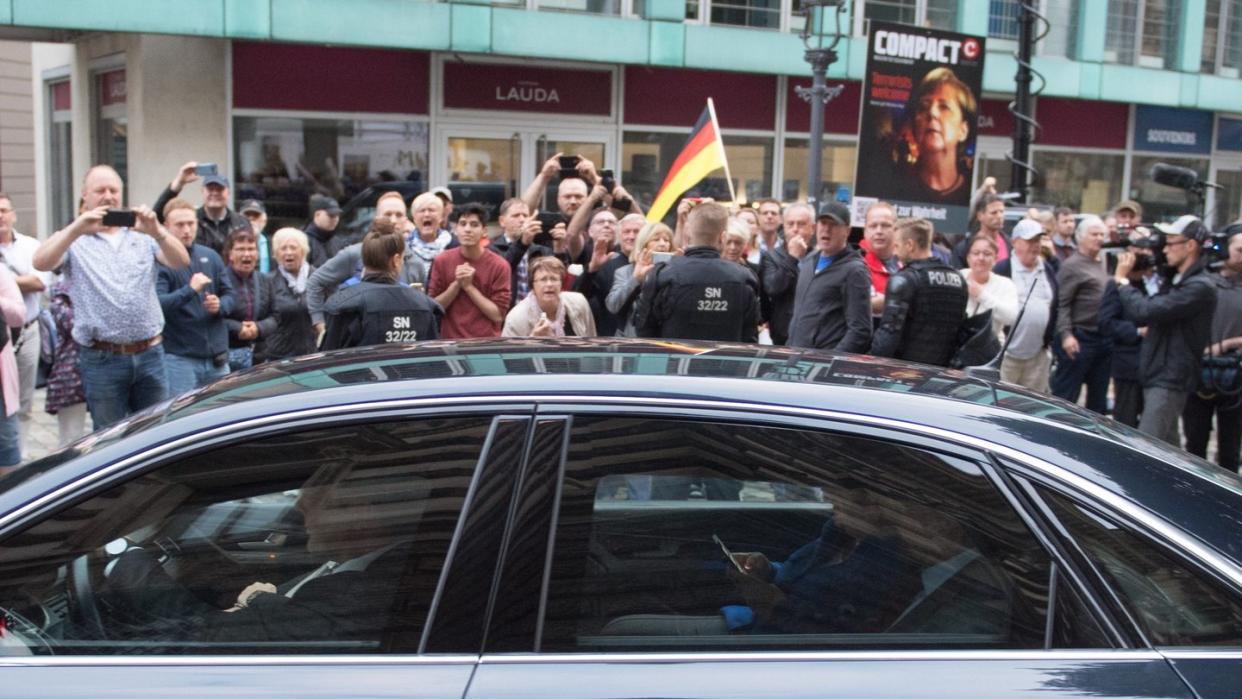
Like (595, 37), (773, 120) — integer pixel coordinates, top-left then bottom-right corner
(1114, 215), (1218, 446)
(1098, 232), (1156, 428)
(1183, 225), (1242, 472)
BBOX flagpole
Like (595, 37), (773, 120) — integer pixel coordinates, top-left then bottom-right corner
(706, 98), (737, 205)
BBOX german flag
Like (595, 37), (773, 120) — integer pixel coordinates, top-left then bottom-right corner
(646, 99), (732, 223)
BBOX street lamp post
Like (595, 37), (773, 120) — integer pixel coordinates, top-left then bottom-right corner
(796, 0), (849, 209)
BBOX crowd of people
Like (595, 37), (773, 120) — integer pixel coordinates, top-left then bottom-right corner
(1, 155), (1239, 475)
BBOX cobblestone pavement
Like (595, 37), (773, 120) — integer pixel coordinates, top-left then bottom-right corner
(23, 387), (89, 464)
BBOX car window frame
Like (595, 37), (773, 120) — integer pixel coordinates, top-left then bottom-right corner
(1010, 468), (1242, 650)
(0, 402), (536, 663)
(507, 400), (1124, 655)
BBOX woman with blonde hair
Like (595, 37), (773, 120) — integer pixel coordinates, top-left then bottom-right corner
(606, 222), (675, 337)
(503, 255), (595, 337)
(265, 227), (318, 359)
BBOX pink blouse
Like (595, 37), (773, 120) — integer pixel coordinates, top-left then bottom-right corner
(0, 267), (28, 417)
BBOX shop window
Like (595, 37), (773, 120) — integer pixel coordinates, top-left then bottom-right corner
(1104, 0), (1180, 69)
(1202, 0), (1242, 77)
(781, 139), (857, 203)
(47, 80), (74, 232)
(92, 69), (127, 187)
(622, 131), (773, 223)
(1032, 151), (1126, 215)
(1211, 170), (1242, 231)
(1129, 154), (1209, 223)
(860, 0), (956, 30)
(232, 117), (429, 232)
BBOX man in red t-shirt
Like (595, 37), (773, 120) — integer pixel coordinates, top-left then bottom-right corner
(429, 204), (512, 339)
(860, 201), (901, 318)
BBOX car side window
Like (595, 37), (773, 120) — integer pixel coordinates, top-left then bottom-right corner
(1037, 486), (1242, 646)
(0, 416), (492, 656)
(541, 416), (1055, 652)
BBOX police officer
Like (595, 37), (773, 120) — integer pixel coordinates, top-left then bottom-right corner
(634, 202), (759, 342)
(321, 228), (442, 350)
(870, 217), (968, 366)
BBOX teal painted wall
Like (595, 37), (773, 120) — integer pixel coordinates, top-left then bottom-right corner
(6, 0), (1242, 112)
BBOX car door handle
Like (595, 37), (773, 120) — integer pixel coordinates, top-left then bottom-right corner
(237, 532), (288, 550)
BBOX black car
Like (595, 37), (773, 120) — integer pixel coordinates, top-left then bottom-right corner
(0, 339), (1239, 698)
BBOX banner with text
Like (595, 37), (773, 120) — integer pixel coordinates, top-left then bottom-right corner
(852, 22), (986, 234)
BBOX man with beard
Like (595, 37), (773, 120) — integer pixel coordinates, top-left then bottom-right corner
(787, 202), (872, 352)
(153, 162), (252, 256)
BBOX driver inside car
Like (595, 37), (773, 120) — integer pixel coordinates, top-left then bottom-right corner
(101, 462), (426, 649)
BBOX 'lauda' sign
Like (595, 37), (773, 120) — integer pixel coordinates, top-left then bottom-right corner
(444, 62), (611, 115)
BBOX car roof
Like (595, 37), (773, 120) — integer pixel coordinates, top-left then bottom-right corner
(6, 338), (1241, 565)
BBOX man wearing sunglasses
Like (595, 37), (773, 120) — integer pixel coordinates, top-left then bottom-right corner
(1114, 215), (1218, 445)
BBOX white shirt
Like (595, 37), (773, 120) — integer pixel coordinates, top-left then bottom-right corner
(0, 232), (50, 323)
(1007, 260), (1053, 360)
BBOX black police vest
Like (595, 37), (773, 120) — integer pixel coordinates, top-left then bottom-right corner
(345, 280), (439, 348)
(893, 258), (968, 366)
(655, 249), (758, 342)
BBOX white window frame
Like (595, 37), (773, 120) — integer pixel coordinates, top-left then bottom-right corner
(1104, 0), (1178, 69)
(1204, 0), (1242, 78)
(852, 0), (953, 35)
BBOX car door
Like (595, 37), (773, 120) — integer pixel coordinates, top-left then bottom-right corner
(1012, 474), (1242, 699)
(464, 404), (1195, 699)
(0, 407), (532, 698)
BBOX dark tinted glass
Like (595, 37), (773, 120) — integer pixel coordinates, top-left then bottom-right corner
(542, 416), (1052, 651)
(0, 417), (490, 655)
(1040, 487), (1242, 646)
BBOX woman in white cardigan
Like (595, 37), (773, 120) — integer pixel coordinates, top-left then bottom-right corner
(961, 234), (1018, 342)
(503, 255), (596, 337)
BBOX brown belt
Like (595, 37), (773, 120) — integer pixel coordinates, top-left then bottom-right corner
(91, 335), (162, 355)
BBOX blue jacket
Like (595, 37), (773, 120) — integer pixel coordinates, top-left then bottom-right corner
(157, 243), (236, 358)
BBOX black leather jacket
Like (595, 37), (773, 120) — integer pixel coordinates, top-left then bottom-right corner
(634, 247), (759, 342)
(321, 274), (442, 350)
(1118, 256), (1217, 391)
(870, 257), (968, 367)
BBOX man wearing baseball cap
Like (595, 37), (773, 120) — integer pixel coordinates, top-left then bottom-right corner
(786, 202), (872, 352)
(1114, 214), (1218, 445)
(304, 194), (342, 268)
(239, 199), (271, 274)
(154, 162), (253, 256)
(993, 219), (1059, 392)
(431, 186), (454, 230)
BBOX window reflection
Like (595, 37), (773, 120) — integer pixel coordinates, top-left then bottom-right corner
(233, 117), (429, 231)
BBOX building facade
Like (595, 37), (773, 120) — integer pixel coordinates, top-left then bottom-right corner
(6, 0), (1242, 237)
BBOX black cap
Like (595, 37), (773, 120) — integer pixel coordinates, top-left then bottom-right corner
(309, 194), (341, 216)
(239, 199), (265, 215)
(817, 201), (850, 225)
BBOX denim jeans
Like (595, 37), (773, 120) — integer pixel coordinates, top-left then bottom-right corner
(78, 343), (169, 429)
(1051, 330), (1113, 415)
(0, 392), (20, 466)
(164, 353), (229, 398)
(228, 347), (254, 373)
